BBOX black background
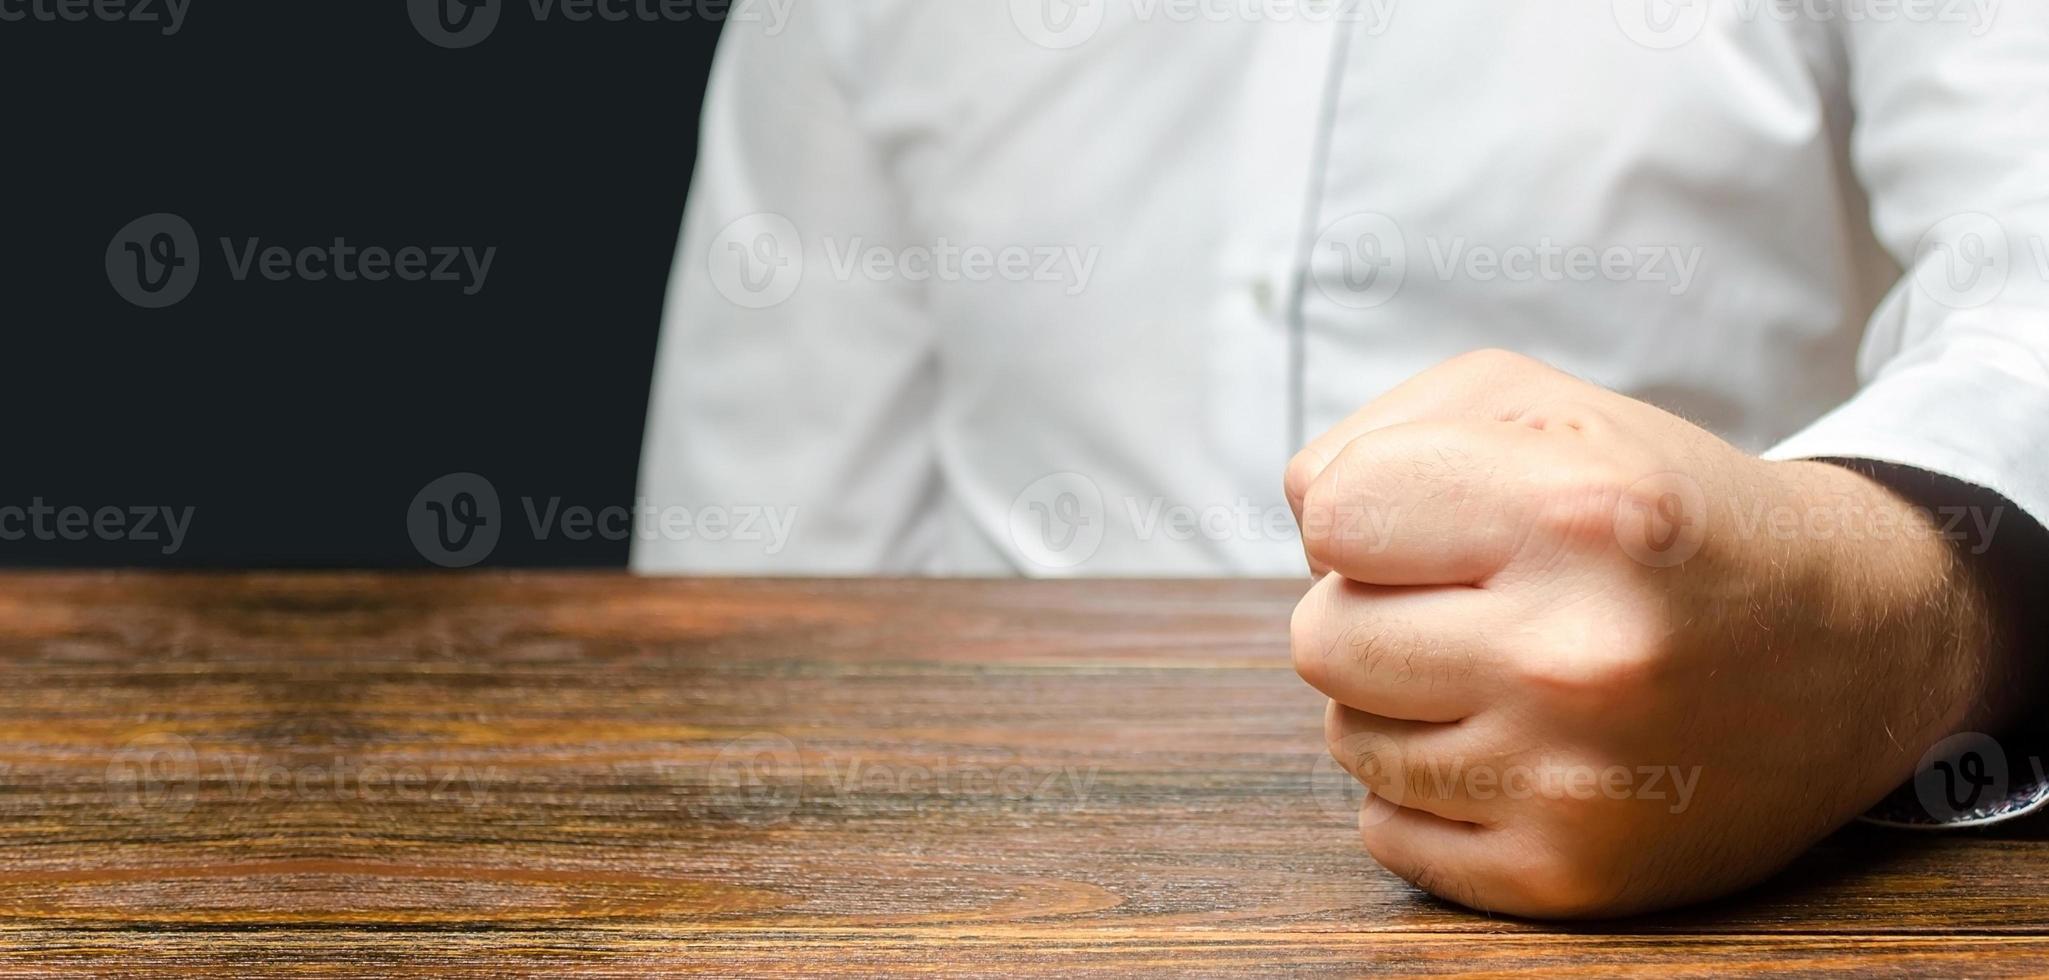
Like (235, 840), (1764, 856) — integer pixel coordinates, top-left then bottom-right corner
(0, 0), (724, 567)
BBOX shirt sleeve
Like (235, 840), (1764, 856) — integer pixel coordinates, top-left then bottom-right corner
(632, 5), (941, 574)
(1762, 10), (2049, 825)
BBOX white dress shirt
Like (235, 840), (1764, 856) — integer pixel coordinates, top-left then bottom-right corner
(633, 0), (2049, 579)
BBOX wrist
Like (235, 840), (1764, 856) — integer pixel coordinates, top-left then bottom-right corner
(1768, 459), (1996, 753)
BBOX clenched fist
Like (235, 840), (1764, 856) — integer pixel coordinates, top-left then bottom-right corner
(1286, 349), (2024, 918)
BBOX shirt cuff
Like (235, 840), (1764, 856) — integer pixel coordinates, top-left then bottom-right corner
(1760, 351), (2049, 531)
(1760, 354), (2049, 830)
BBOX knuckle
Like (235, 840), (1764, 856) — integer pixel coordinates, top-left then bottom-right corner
(1284, 449), (1324, 507)
(1519, 398), (1614, 435)
(1610, 471), (1678, 532)
(1525, 464), (1629, 551)
(1505, 855), (1629, 919)
(1401, 860), (1489, 914)
(1372, 843), (1528, 917)
(1335, 615), (1395, 675)
(1444, 347), (1533, 377)
(1289, 588), (1332, 687)
(1523, 650), (1662, 709)
(1299, 470), (1339, 526)
(1298, 480), (1351, 565)
(1515, 614), (1665, 701)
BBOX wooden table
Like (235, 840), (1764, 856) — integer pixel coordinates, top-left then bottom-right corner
(0, 574), (2043, 976)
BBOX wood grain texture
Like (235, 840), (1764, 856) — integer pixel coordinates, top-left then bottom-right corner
(0, 573), (2042, 977)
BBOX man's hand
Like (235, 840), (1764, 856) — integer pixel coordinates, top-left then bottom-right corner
(1286, 349), (2008, 918)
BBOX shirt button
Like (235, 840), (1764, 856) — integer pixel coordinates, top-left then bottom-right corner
(1252, 278), (1276, 316)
